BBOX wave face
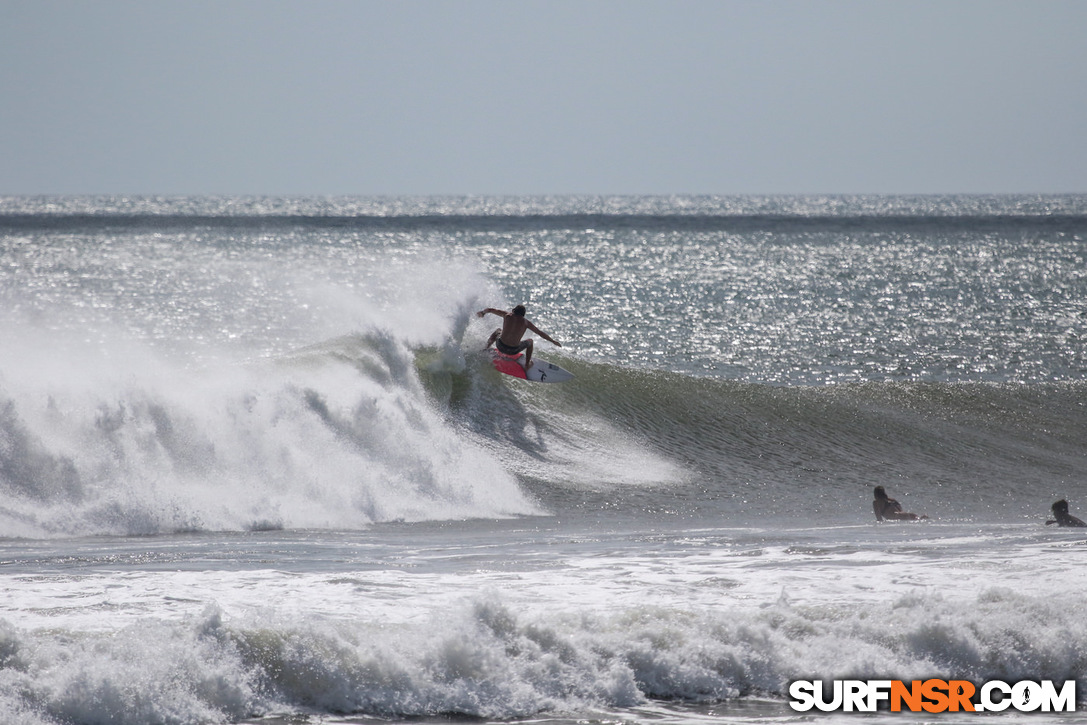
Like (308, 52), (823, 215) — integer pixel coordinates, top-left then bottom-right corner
(439, 356), (1087, 524)
(14, 315), (1087, 535)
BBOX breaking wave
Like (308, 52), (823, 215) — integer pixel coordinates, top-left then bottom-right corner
(1, 585), (1085, 724)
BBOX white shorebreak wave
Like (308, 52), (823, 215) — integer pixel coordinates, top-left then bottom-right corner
(1, 584), (1085, 724)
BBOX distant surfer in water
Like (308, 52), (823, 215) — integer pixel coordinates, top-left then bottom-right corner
(1046, 499), (1087, 527)
(478, 304), (562, 371)
(873, 486), (926, 521)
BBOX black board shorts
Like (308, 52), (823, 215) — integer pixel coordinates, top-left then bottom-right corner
(496, 339), (529, 356)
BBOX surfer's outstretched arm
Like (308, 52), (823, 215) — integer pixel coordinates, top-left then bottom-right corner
(526, 320), (561, 347)
(477, 308), (507, 318)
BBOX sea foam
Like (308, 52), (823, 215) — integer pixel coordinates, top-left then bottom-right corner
(0, 325), (538, 537)
(2, 583), (1085, 724)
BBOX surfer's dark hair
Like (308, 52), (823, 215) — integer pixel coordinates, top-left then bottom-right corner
(513, 304), (526, 317)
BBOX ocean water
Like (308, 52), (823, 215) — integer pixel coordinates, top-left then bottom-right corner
(1, 195), (1086, 724)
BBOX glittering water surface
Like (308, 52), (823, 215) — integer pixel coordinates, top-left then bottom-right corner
(4, 194), (1085, 384)
(470, 221), (1087, 383)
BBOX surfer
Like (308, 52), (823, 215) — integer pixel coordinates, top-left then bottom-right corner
(1046, 499), (1087, 527)
(477, 304), (561, 371)
(872, 486), (926, 522)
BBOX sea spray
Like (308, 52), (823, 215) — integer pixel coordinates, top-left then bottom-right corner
(0, 331), (537, 537)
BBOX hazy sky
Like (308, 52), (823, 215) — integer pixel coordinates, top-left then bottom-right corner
(3, 0), (1085, 196)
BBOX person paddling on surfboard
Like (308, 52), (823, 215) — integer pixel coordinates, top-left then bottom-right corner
(477, 304), (561, 371)
(1046, 499), (1087, 527)
(873, 486), (926, 521)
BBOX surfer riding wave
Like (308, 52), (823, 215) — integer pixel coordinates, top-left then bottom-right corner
(478, 304), (561, 371)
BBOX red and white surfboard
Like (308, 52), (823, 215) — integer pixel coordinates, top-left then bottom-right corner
(490, 350), (575, 383)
